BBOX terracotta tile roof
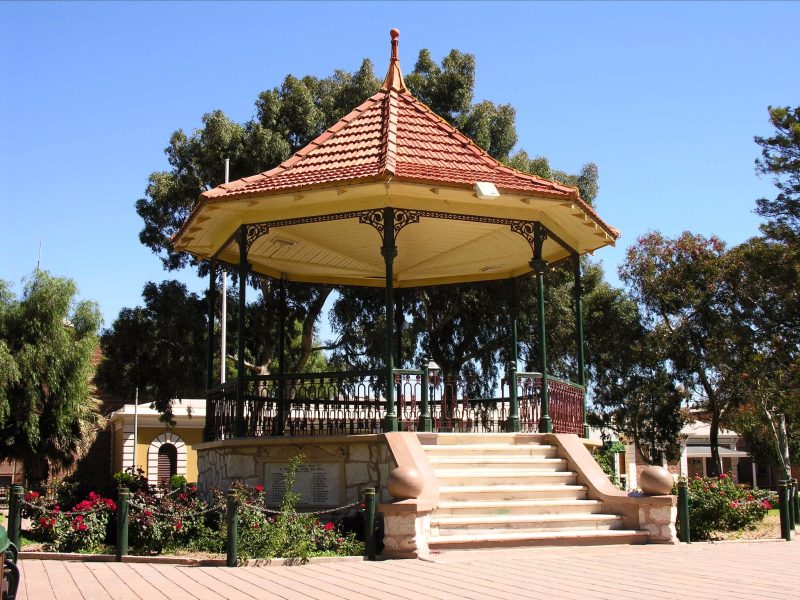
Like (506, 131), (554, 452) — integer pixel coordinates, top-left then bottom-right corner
(200, 30), (618, 239)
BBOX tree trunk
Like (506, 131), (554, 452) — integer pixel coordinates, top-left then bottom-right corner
(295, 287), (332, 372)
(708, 397), (722, 477)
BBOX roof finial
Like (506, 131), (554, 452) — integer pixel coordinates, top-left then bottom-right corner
(382, 28), (407, 92)
(390, 28), (400, 61)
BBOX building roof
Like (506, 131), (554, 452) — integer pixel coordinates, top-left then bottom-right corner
(109, 399), (206, 423)
(174, 30), (620, 288)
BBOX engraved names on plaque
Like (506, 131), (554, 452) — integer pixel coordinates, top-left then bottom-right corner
(264, 462), (342, 507)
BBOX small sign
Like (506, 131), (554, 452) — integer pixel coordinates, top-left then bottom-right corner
(264, 462), (342, 507)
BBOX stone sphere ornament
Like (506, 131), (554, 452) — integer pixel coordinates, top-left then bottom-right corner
(387, 465), (424, 500)
(639, 466), (674, 495)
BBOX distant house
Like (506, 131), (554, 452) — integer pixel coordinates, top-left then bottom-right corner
(109, 399), (205, 486)
(600, 421), (754, 490)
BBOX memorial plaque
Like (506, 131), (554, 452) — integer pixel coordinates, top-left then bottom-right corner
(264, 462), (342, 507)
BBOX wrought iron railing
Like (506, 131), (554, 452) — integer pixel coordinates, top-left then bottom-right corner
(514, 372), (585, 435)
(206, 368), (585, 440)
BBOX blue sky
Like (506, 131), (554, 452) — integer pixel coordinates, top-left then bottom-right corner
(1, 1), (798, 335)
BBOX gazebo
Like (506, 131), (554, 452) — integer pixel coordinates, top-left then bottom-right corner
(174, 30), (620, 443)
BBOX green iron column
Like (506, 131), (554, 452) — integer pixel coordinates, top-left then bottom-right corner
(574, 254), (589, 438)
(276, 276), (287, 436)
(235, 226), (248, 437)
(382, 207), (399, 432)
(204, 259), (217, 442)
(506, 318), (520, 432)
(532, 223), (552, 433)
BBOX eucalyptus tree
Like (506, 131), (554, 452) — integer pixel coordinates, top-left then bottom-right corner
(0, 271), (102, 483)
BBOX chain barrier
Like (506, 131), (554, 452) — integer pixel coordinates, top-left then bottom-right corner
(22, 489), (365, 525)
(245, 500), (362, 517)
(127, 498), (222, 519)
(20, 499), (98, 518)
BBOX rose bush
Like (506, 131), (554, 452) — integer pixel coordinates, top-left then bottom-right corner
(28, 491), (116, 553)
(677, 474), (777, 540)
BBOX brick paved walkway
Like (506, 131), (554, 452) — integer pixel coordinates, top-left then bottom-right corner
(16, 541), (800, 599)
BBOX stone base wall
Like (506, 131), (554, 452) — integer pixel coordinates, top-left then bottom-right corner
(196, 435), (395, 506)
(639, 503), (678, 544)
(382, 511), (431, 559)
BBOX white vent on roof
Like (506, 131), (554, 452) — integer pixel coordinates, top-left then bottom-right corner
(474, 181), (500, 200)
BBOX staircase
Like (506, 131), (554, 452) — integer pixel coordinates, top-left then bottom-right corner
(423, 434), (649, 549)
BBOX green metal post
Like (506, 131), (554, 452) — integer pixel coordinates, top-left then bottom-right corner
(236, 226), (247, 437)
(790, 478), (797, 531)
(532, 224), (552, 433)
(364, 487), (376, 560)
(677, 480), (690, 543)
(793, 478), (800, 530)
(382, 207), (398, 432)
(419, 358), (432, 432)
(7, 486), (23, 550)
(115, 487), (129, 561)
(204, 259), (216, 442)
(181, 482), (188, 496)
(506, 319), (520, 432)
(276, 276), (287, 436)
(779, 481), (791, 540)
(574, 255), (589, 439)
(226, 489), (238, 567)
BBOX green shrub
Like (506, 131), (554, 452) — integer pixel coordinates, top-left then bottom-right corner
(677, 474), (776, 540)
(112, 467), (151, 494)
(220, 455), (364, 561)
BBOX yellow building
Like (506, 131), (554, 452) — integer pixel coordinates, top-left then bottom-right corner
(109, 399), (205, 486)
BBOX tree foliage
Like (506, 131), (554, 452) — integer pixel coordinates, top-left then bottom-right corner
(754, 105), (800, 243)
(95, 280), (208, 419)
(0, 271), (102, 482)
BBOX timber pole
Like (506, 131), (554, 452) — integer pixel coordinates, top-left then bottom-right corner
(532, 223), (552, 433)
(574, 254), (589, 438)
(382, 207), (398, 432)
(235, 225), (247, 437)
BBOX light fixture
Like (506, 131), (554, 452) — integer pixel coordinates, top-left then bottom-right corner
(427, 360), (440, 373)
(474, 181), (500, 200)
(273, 238), (297, 248)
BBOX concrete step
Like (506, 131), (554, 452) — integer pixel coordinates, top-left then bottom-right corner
(435, 499), (603, 517)
(428, 529), (650, 550)
(439, 484), (588, 502)
(423, 433), (525, 445)
(422, 444), (559, 458)
(428, 456), (568, 470)
(434, 469), (579, 486)
(432, 513), (624, 536)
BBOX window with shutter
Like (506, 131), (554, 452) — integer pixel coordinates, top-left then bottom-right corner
(157, 443), (178, 485)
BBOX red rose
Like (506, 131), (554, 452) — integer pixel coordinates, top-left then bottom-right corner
(255, 485), (264, 493)
(175, 521), (183, 531)
(324, 521), (334, 531)
(761, 500), (772, 509)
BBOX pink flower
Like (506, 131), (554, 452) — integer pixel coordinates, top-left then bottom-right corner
(252, 523), (261, 529)
(175, 521), (183, 531)
(719, 473), (727, 479)
(144, 510), (153, 517)
(53, 505), (60, 514)
(74, 515), (83, 522)
(729, 501), (738, 509)
(761, 500), (772, 510)
(255, 485), (264, 493)
(324, 521), (334, 531)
